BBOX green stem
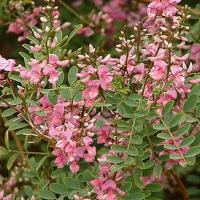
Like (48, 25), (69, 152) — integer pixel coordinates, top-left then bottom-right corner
(161, 119), (187, 164)
(59, 0), (89, 25)
(9, 149), (50, 156)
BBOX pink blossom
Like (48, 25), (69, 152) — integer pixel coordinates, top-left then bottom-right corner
(98, 66), (113, 90)
(84, 146), (96, 162)
(150, 60), (167, 80)
(53, 149), (68, 168)
(0, 57), (16, 71)
(147, 0), (180, 18)
(97, 124), (111, 144)
(157, 90), (177, 106)
(78, 27), (94, 37)
(43, 64), (61, 84)
(70, 161), (80, 173)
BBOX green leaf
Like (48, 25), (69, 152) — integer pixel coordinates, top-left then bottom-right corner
(125, 192), (146, 200)
(7, 153), (18, 170)
(122, 181), (133, 192)
(68, 66), (78, 85)
(107, 156), (124, 164)
(147, 197), (162, 200)
(111, 164), (125, 173)
(145, 184), (161, 192)
(16, 128), (32, 136)
(164, 144), (177, 150)
(116, 120), (131, 131)
(189, 84), (200, 97)
(66, 24), (83, 45)
(196, 105), (200, 118)
(64, 177), (80, 189)
(49, 183), (68, 194)
(5, 130), (9, 149)
(48, 90), (57, 105)
(157, 133), (171, 140)
(8, 73), (24, 84)
(23, 44), (31, 51)
(24, 185), (33, 197)
(153, 123), (166, 130)
(176, 124), (191, 137)
(1, 108), (17, 117)
(117, 102), (135, 118)
(39, 189), (56, 199)
(19, 52), (31, 62)
(26, 36), (40, 45)
(133, 169), (144, 189)
(36, 156), (49, 171)
(184, 94), (198, 112)
(130, 135), (143, 145)
(128, 146), (138, 156)
(57, 68), (65, 86)
(163, 100), (174, 115)
(78, 170), (94, 182)
(169, 154), (182, 160)
(60, 87), (81, 101)
(180, 136), (195, 147)
(170, 112), (185, 127)
(186, 145), (200, 157)
(8, 122), (28, 131)
(0, 146), (9, 156)
(112, 145), (127, 153)
(153, 164), (162, 177)
(104, 92), (122, 105)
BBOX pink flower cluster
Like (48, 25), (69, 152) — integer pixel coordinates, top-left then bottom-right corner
(17, 10), (69, 85)
(147, 0), (181, 18)
(0, 56), (16, 72)
(8, 7), (42, 41)
(90, 155), (125, 200)
(76, 0), (146, 37)
(29, 96), (96, 173)
(78, 51), (115, 107)
(19, 54), (69, 85)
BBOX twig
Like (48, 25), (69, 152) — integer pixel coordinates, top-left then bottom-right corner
(10, 131), (26, 163)
(170, 170), (189, 200)
(59, 0), (89, 25)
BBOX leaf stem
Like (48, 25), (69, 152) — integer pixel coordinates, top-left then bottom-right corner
(161, 119), (187, 164)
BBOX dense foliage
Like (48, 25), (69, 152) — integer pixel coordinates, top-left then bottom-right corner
(0, 0), (200, 199)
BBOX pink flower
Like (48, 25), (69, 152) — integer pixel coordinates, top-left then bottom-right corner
(0, 56), (16, 71)
(70, 161), (80, 173)
(84, 81), (99, 99)
(147, 0), (163, 18)
(147, 0), (180, 18)
(0, 191), (4, 199)
(98, 66), (113, 90)
(108, 190), (117, 200)
(84, 146), (96, 162)
(53, 149), (68, 168)
(78, 27), (94, 37)
(150, 60), (167, 80)
(102, 0), (127, 21)
(143, 82), (153, 99)
(43, 64), (61, 84)
(97, 124), (111, 144)
(157, 90), (177, 106)
(8, 21), (23, 34)
(133, 63), (146, 82)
